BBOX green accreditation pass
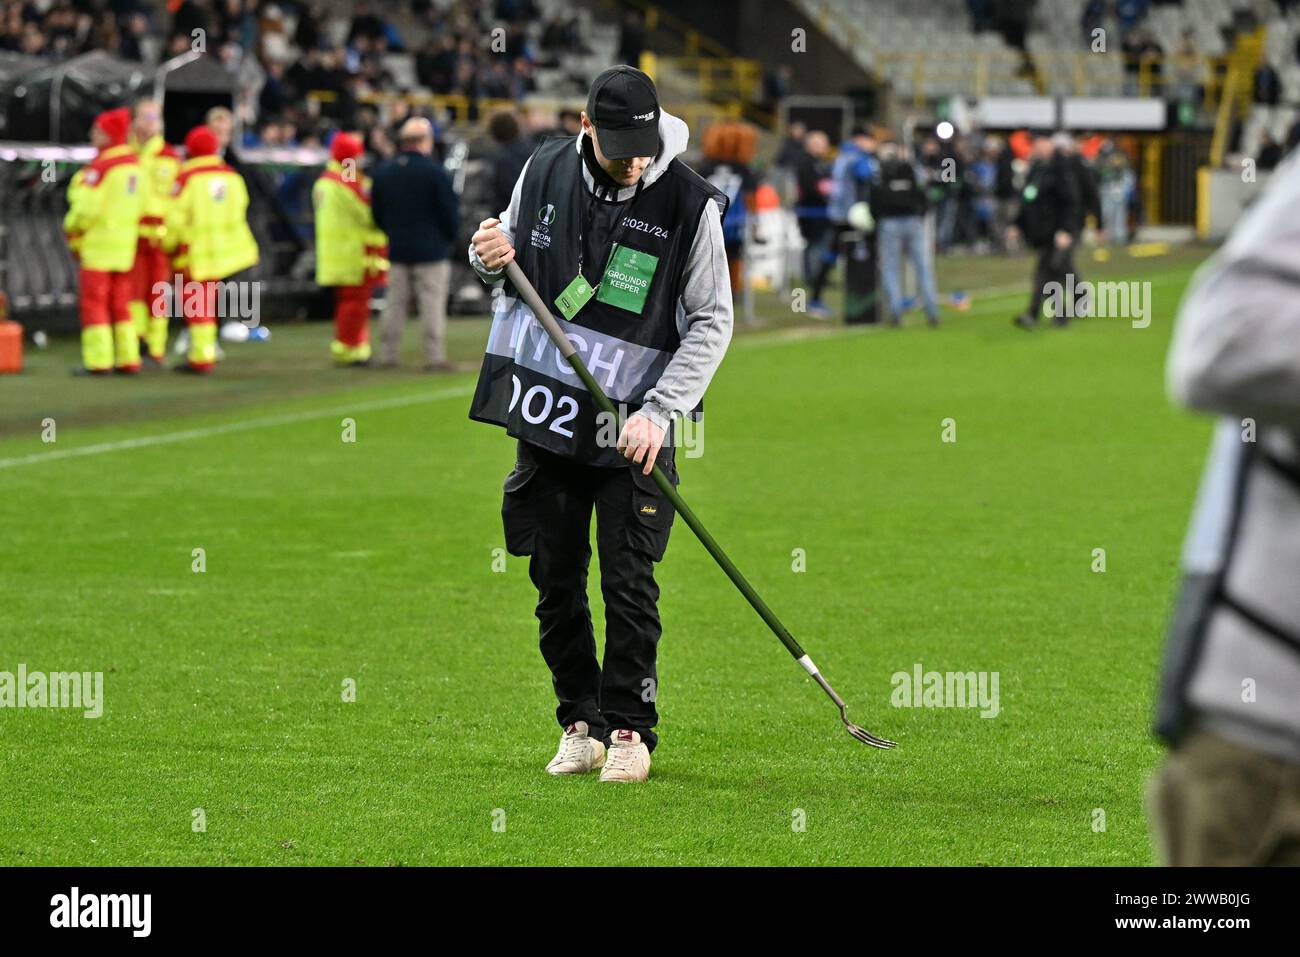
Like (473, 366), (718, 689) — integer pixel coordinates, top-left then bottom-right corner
(555, 273), (596, 321)
(596, 244), (659, 315)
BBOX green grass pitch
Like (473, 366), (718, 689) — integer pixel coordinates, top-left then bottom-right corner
(0, 248), (1213, 865)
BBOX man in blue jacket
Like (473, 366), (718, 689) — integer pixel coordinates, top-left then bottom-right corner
(371, 117), (461, 370)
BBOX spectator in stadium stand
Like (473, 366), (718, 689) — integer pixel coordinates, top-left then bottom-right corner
(1254, 58), (1281, 107)
(617, 8), (646, 67)
(1079, 0), (1106, 45)
(1007, 130), (1082, 330)
(370, 117), (460, 372)
(873, 140), (941, 328)
(969, 0), (995, 33)
(1153, 149), (1300, 865)
(347, 1), (387, 47)
(120, 12), (149, 61)
(993, 0), (1037, 77)
(1257, 132), (1284, 171)
(1115, 0), (1149, 31)
(762, 64), (792, 112)
(488, 111), (535, 218)
(1122, 27), (1164, 96)
(416, 34), (458, 93)
(205, 106), (235, 156)
(1171, 29), (1203, 108)
(794, 129), (835, 320)
(557, 109), (582, 139)
(171, 0), (214, 47)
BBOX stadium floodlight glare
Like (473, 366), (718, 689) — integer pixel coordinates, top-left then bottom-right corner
(503, 260), (896, 750)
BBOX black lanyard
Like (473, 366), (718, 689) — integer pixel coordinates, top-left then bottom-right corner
(578, 176), (645, 282)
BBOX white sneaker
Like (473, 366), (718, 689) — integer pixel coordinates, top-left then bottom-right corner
(545, 721), (606, 775)
(599, 729), (651, 783)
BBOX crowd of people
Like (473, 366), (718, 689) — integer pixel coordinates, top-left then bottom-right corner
(777, 121), (1138, 323)
(3, 0), (589, 150)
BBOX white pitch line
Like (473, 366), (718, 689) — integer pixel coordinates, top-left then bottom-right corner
(0, 384), (475, 471)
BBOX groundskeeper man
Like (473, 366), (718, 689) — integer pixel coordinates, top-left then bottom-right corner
(468, 66), (733, 782)
(163, 125), (260, 373)
(1152, 152), (1300, 865)
(65, 107), (143, 375)
(313, 132), (388, 365)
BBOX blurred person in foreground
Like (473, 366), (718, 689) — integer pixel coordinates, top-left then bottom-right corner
(64, 108), (143, 375)
(129, 97), (181, 365)
(370, 116), (460, 371)
(1152, 151), (1300, 866)
(873, 140), (940, 327)
(313, 132), (389, 366)
(163, 125), (260, 373)
(1007, 130), (1081, 329)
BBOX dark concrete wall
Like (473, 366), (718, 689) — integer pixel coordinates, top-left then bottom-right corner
(650, 0), (874, 99)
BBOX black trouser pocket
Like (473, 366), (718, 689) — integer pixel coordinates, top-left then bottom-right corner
(626, 459), (677, 563)
(501, 452), (541, 557)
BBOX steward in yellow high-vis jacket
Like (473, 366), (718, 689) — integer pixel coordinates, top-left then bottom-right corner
(163, 125), (259, 373)
(313, 132), (388, 365)
(129, 98), (181, 364)
(64, 108), (144, 375)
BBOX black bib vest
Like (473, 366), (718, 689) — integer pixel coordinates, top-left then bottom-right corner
(469, 135), (727, 466)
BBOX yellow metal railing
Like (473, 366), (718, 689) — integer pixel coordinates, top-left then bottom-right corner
(656, 56), (762, 101)
(1208, 68), (1238, 168)
(607, 0), (768, 126)
(1208, 26), (1267, 167)
(874, 50), (1232, 108)
(619, 0), (734, 61)
(308, 91), (744, 133)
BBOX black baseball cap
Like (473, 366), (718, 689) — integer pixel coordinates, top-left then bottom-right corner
(585, 65), (661, 160)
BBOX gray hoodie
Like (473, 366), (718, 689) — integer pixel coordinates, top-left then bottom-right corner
(1163, 151), (1300, 764)
(468, 109), (733, 432)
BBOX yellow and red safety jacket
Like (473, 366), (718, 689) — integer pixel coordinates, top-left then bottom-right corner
(63, 144), (143, 272)
(163, 155), (260, 281)
(312, 159), (388, 287)
(135, 133), (181, 245)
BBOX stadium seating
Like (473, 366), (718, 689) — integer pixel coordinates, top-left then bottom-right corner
(795, 0), (1240, 101)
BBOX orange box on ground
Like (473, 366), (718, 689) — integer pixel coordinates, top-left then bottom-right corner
(0, 320), (23, 374)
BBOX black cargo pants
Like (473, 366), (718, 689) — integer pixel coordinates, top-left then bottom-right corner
(501, 438), (678, 752)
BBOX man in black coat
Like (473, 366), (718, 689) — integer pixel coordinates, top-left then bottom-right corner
(1008, 131), (1082, 328)
(371, 117), (461, 370)
(486, 110), (535, 217)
